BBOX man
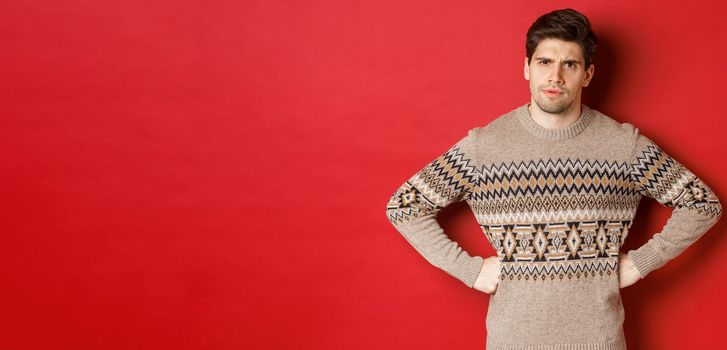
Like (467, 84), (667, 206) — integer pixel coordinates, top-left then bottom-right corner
(385, 8), (721, 349)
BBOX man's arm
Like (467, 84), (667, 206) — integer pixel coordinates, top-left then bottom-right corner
(385, 129), (485, 288)
(626, 130), (722, 279)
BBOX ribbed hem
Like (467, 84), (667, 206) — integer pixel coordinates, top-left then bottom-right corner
(628, 244), (664, 279)
(487, 336), (626, 350)
(515, 103), (594, 140)
(450, 255), (484, 288)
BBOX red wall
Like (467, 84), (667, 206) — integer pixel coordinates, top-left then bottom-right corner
(2, 1), (726, 349)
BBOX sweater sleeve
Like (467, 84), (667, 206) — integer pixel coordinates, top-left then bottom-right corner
(385, 129), (484, 288)
(626, 131), (722, 279)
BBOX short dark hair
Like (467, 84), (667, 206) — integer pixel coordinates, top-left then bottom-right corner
(526, 8), (597, 69)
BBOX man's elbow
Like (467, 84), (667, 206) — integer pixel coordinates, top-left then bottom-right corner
(385, 206), (395, 225)
(713, 200), (723, 223)
(702, 193), (723, 227)
(385, 194), (400, 226)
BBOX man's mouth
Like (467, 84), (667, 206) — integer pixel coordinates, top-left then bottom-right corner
(543, 88), (564, 96)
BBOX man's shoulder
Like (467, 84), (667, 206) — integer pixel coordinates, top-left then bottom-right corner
(588, 107), (640, 138)
(466, 105), (522, 139)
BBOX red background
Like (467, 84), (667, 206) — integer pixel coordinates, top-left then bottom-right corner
(1, 1), (726, 349)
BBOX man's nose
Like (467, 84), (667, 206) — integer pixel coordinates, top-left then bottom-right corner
(549, 64), (564, 84)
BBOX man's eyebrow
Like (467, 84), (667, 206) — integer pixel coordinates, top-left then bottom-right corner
(533, 56), (582, 64)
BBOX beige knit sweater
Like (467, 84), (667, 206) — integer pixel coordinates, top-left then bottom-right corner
(385, 103), (722, 350)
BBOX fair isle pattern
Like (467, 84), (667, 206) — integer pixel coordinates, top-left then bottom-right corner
(387, 143), (721, 282)
(475, 159), (635, 198)
(388, 155), (643, 281)
(469, 159), (642, 225)
(472, 196), (638, 225)
(386, 145), (478, 225)
(630, 142), (722, 219)
(468, 159), (638, 281)
(501, 258), (618, 281)
(483, 220), (630, 281)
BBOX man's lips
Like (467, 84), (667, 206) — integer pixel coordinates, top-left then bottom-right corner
(543, 89), (564, 96)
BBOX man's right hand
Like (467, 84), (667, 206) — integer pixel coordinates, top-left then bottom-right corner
(473, 256), (501, 294)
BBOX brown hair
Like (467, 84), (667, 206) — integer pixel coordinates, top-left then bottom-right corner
(526, 8), (597, 68)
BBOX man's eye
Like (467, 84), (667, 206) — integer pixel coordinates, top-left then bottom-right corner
(565, 62), (577, 68)
(539, 60), (550, 65)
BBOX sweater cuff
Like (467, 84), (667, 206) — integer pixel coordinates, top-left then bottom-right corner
(627, 243), (664, 279)
(454, 255), (485, 288)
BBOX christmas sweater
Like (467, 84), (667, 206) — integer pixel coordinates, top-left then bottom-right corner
(385, 103), (722, 350)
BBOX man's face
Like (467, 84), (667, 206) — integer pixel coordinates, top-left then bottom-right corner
(524, 38), (594, 114)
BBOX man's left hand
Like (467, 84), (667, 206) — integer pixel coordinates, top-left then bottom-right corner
(618, 253), (642, 289)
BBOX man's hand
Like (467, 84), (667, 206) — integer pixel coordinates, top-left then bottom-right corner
(473, 256), (501, 294)
(618, 253), (642, 289)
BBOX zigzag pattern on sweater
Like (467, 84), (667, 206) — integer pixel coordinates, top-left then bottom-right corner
(467, 158), (643, 225)
(500, 257), (619, 281)
(386, 145), (477, 225)
(630, 142), (721, 219)
(471, 194), (640, 223)
(474, 207), (636, 226)
(471, 158), (638, 200)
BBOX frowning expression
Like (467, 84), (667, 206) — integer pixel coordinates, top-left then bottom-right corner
(524, 38), (594, 114)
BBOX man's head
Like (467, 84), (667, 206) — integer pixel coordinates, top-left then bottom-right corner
(523, 9), (596, 115)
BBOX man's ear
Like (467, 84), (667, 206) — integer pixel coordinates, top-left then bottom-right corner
(524, 57), (530, 80)
(583, 63), (595, 87)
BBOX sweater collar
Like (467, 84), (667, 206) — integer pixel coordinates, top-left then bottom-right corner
(515, 103), (594, 141)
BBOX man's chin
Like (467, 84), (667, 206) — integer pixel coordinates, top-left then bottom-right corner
(533, 98), (572, 114)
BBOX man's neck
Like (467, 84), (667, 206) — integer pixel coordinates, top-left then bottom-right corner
(527, 100), (582, 130)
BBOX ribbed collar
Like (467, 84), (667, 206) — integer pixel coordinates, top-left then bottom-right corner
(515, 103), (594, 140)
